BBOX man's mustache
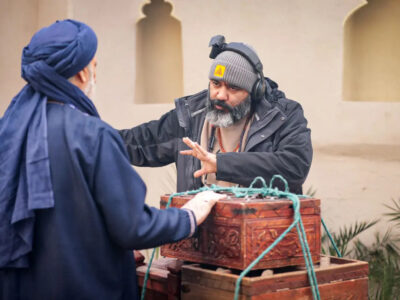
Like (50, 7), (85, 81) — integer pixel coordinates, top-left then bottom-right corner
(208, 99), (233, 112)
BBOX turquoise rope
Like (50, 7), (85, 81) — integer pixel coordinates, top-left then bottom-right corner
(140, 176), (341, 300)
(321, 217), (342, 257)
(297, 196), (342, 258)
(233, 176), (320, 300)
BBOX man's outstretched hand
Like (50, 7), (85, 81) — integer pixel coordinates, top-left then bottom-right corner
(181, 191), (226, 225)
(180, 137), (217, 178)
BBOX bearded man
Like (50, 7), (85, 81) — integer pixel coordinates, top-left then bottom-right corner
(120, 36), (313, 194)
(0, 20), (224, 300)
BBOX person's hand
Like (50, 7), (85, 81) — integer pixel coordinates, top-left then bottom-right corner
(133, 250), (145, 266)
(181, 191), (226, 225)
(180, 137), (217, 177)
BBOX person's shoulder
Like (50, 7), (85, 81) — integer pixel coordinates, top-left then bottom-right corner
(264, 78), (303, 115)
(48, 103), (121, 144)
(275, 97), (303, 114)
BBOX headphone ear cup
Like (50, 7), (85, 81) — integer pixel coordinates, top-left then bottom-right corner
(252, 79), (266, 102)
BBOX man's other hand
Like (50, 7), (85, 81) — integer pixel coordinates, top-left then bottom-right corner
(181, 191), (226, 225)
(180, 137), (217, 177)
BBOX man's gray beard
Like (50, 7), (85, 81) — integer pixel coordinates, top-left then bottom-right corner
(84, 65), (96, 100)
(205, 95), (252, 128)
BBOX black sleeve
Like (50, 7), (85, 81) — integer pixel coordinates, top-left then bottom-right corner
(216, 104), (312, 192)
(118, 109), (185, 167)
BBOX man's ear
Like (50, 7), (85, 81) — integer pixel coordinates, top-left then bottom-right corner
(76, 67), (89, 83)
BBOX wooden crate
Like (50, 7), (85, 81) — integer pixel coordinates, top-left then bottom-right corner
(180, 256), (369, 299)
(160, 194), (321, 270)
(136, 258), (182, 300)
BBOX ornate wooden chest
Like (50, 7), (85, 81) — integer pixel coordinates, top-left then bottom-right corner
(160, 194), (321, 270)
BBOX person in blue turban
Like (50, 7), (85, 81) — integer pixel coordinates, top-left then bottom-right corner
(0, 19), (224, 299)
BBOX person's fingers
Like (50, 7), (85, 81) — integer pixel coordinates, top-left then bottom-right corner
(180, 150), (194, 156)
(183, 191), (227, 225)
(195, 191), (226, 204)
(213, 193), (227, 201)
(182, 137), (196, 149)
(206, 196), (218, 205)
(207, 192), (226, 202)
(208, 198), (216, 205)
(193, 142), (208, 157)
(193, 169), (206, 178)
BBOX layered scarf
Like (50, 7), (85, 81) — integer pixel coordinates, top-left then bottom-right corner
(0, 19), (99, 268)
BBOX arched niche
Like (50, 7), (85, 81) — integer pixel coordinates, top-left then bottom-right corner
(135, 0), (183, 104)
(343, 0), (400, 102)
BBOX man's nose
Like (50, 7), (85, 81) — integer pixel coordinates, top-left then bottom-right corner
(215, 86), (228, 101)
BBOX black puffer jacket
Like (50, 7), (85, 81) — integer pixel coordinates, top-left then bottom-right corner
(119, 78), (312, 194)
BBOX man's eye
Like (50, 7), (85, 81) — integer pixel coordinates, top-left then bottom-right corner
(229, 85), (240, 91)
(212, 80), (220, 86)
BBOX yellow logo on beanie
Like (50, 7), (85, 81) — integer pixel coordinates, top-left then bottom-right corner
(214, 65), (225, 77)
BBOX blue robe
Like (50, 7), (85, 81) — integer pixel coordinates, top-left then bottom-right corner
(0, 102), (192, 299)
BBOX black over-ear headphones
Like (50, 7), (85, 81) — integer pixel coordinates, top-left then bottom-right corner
(208, 35), (266, 102)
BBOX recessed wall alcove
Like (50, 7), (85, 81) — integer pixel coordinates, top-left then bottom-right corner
(135, 0), (183, 104)
(343, 0), (400, 102)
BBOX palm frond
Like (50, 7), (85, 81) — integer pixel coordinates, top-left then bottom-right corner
(304, 186), (317, 197)
(322, 198), (400, 300)
(384, 198), (400, 226)
(333, 220), (379, 256)
(352, 229), (400, 300)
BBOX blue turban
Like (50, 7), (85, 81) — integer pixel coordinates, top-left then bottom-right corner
(0, 19), (99, 268)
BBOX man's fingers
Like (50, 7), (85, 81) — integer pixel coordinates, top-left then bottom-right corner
(206, 194), (226, 205)
(193, 142), (208, 156)
(180, 150), (193, 156)
(193, 169), (205, 178)
(182, 137), (196, 149)
(183, 138), (205, 156)
(214, 193), (227, 201)
(195, 191), (227, 204)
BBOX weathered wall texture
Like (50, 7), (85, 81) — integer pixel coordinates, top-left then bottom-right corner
(1, 0), (399, 239)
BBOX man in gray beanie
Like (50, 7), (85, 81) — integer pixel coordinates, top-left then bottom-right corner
(120, 36), (312, 194)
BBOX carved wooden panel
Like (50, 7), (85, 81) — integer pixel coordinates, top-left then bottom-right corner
(205, 224), (241, 259)
(245, 216), (321, 268)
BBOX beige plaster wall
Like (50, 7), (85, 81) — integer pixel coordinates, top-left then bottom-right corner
(1, 0), (399, 241)
(0, 0), (37, 114)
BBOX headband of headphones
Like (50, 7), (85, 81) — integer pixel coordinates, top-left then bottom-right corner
(208, 35), (264, 78)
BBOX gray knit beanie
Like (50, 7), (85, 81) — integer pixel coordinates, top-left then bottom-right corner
(208, 50), (257, 93)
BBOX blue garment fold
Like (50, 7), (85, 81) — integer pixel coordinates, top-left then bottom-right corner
(0, 19), (98, 268)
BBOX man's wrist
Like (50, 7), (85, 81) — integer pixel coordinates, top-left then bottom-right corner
(181, 208), (197, 237)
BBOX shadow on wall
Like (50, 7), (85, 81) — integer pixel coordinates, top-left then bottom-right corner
(343, 0), (400, 102)
(135, 0), (183, 104)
